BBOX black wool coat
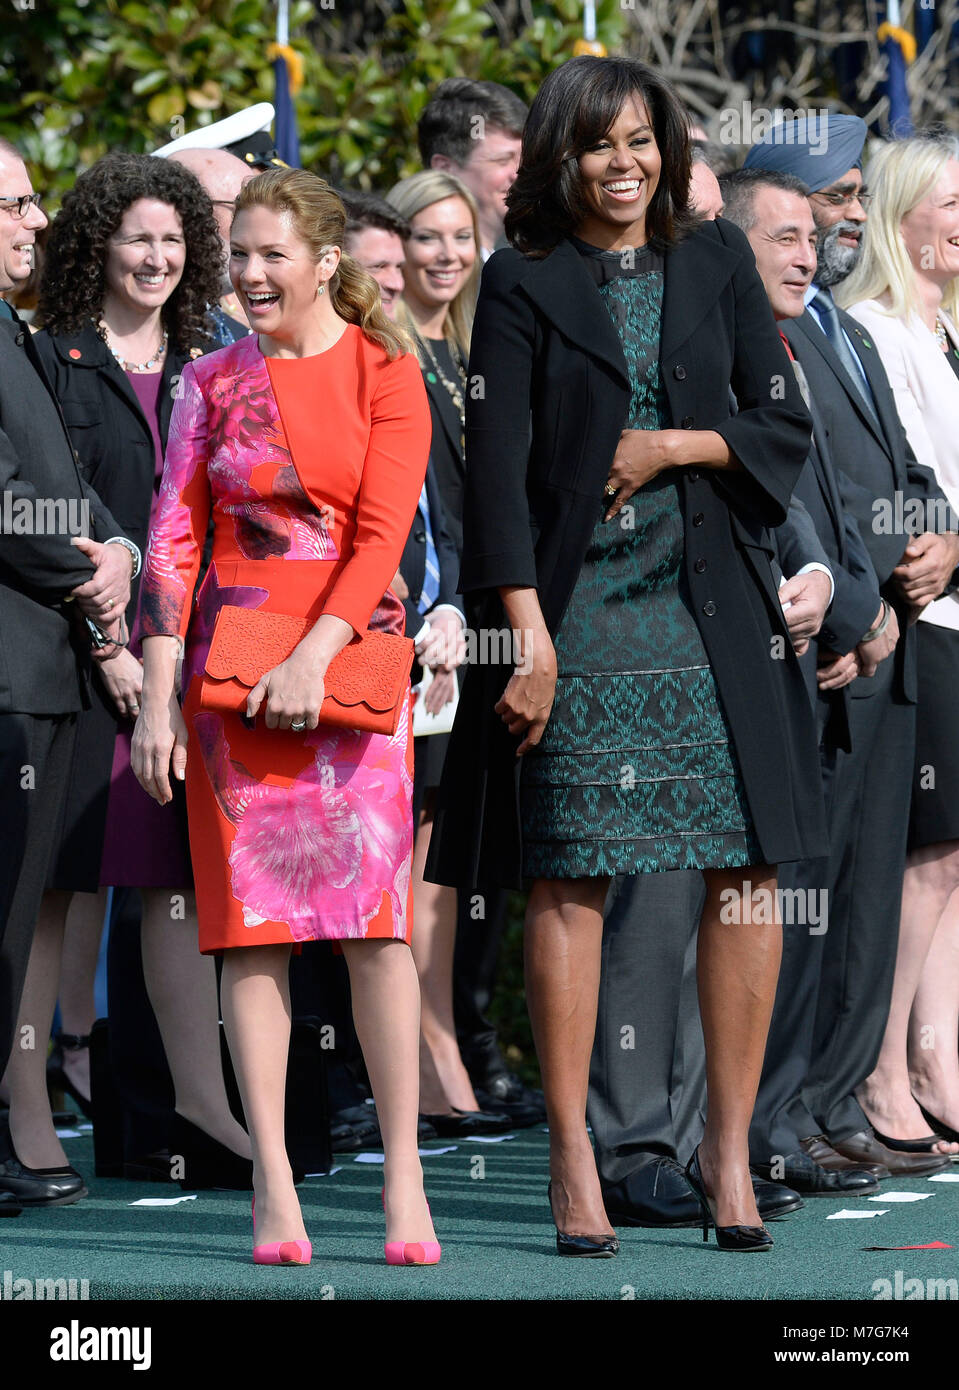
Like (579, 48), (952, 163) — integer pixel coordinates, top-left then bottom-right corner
(425, 219), (829, 892)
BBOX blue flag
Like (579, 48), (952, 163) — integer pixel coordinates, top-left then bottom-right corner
(273, 55), (301, 168)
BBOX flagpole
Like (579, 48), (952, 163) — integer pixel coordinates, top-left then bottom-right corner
(277, 0), (289, 48)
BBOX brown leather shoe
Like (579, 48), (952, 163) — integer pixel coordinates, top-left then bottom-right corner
(800, 1134), (890, 1181)
(830, 1129), (951, 1176)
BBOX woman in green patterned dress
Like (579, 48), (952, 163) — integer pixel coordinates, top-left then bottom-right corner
(427, 56), (825, 1255)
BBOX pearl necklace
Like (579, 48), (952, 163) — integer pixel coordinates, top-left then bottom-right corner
(96, 319), (168, 373)
(935, 315), (950, 352)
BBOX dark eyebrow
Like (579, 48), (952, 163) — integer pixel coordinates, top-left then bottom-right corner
(821, 181), (858, 195)
(768, 222), (805, 236)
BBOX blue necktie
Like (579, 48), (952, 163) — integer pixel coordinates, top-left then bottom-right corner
(811, 289), (879, 423)
(417, 482), (441, 615)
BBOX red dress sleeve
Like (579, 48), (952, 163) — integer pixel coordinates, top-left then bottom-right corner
(138, 361), (211, 642)
(320, 349), (431, 635)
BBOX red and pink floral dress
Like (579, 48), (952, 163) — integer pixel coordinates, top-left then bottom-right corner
(138, 326), (431, 952)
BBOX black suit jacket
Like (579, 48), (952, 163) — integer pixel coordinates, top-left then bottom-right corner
(427, 219), (828, 891)
(33, 324), (193, 633)
(784, 305), (950, 702)
(399, 463), (462, 642)
(0, 313), (125, 715)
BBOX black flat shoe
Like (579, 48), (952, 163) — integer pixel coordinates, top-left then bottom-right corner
(418, 1108), (512, 1138)
(871, 1127), (949, 1155)
(0, 1155), (86, 1207)
(548, 1181), (619, 1257)
(915, 1101), (959, 1146)
(684, 1147), (773, 1253)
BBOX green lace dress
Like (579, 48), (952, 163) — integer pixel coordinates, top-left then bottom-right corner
(519, 236), (762, 879)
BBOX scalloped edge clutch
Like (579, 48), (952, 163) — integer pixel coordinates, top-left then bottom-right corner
(199, 605), (414, 735)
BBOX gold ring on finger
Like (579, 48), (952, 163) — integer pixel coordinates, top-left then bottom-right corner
(604, 482), (617, 497)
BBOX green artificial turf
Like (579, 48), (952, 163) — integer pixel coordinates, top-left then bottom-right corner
(1, 1126), (957, 1301)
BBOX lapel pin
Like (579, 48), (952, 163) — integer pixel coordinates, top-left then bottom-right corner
(69, 348), (82, 359)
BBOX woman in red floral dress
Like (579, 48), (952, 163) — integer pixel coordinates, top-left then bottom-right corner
(133, 170), (437, 1265)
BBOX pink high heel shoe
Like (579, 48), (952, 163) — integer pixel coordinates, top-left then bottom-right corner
(381, 1186), (441, 1266)
(252, 1196), (312, 1266)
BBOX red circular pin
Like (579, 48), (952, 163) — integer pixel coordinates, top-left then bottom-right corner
(69, 348), (82, 359)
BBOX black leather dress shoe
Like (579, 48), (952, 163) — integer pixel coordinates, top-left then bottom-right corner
(330, 1104), (383, 1154)
(0, 1156), (87, 1206)
(751, 1150), (878, 1195)
(473, 1073), (546, 1128)
(603, 1156), (703, 1228)
(0, 1190), (22, 1217)
(419, 1108), (512, 1138)
(751, 1173), (804, 1220)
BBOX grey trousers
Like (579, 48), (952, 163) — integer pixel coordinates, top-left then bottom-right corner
(588, 870), (707, 1185)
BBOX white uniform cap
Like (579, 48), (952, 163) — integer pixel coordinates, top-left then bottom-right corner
(152, 103), (275, 158)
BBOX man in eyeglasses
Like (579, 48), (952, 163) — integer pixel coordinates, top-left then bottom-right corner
(740, 115), (959, 1178)
(0, 140), (138, 1213)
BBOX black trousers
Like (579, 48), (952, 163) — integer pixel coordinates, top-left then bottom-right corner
(797, 669), (915, 1143)
(588, 870), (707, 1184)
(0, 711), (76, 1080)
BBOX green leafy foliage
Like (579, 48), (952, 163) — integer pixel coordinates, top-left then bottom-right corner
(0, 0), (624, 202)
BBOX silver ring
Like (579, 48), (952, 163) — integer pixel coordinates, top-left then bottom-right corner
(290, 718), (307, 731)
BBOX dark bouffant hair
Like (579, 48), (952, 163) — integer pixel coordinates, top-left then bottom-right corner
(505, 56), (698, 258)
(39, 152), (223, 351)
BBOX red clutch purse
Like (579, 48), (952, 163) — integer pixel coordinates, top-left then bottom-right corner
(198, 605), (415, 736)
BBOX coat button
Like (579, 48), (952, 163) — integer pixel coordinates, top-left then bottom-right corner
(673, 365), (687, 380)
(688, 469), (699, 482)
(703, 601), (717, 616)
(694, 558), (707, 573)
(692, 512), (705, 526)
(682, 415), (694, 428)
(414, 530), (425, 543)
(15, 331), (24, 346)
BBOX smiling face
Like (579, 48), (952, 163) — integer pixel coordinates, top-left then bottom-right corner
(103, 198), (185, 315)
(433, 125), (521, 251)
(229, 204), (338, 335)
(346, 225), (406, 320)
(575, 95), (662, 249)
(0, 149), (47, 294)
(744, 186), (819, 320)
(900, 159), (959, 287)
(809, 166), (867, 287)
(400, 195), (476, 319)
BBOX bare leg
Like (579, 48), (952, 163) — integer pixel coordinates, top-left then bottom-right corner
(140, 888), (251, 1158)
(856, 843), (959, 1155)
(696, 866), (782, 1230)
(524, 876), (612, 1238)
(56, 889), (109, 1103)
(909, 880), (959, 1133)
(3, 891), (73, 1169)
(220, 944), (304, 1248)
(411, 807), (479, 1114)
(341, 938), (435, 1246)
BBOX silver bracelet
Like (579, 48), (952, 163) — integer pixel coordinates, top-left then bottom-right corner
(104, 535), (141, 579)
(860, 598), (890, 644)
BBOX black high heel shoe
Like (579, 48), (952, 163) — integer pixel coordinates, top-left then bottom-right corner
(46, 1032), (93, 1121)
(915, 1099), (959, 1146)
(547, 1181), (619, 1258)
(684, 1147), (773, 1253)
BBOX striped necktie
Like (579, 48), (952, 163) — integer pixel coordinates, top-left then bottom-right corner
(417, 482), (441, 615)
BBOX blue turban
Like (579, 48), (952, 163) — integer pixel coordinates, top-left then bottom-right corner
(742, 113), (867, 193)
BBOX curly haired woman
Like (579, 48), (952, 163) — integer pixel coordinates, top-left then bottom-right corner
(1, 153), (249, 1207)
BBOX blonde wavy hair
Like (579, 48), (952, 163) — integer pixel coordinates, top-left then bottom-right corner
(233, 168), (412, 360)
(385, 170), (480, 362)
(837, 132), (959, 324)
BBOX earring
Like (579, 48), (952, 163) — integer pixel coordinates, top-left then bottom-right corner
(316, 283), (326, 297)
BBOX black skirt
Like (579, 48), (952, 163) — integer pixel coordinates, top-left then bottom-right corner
(909, 620), (959, 849)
